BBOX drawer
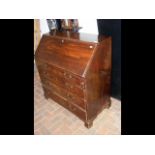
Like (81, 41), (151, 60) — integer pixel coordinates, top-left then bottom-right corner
(43, 81), (67, 99)
(45, 88), (69, 109)
(63, 71), (85, 88)
(68, 102), (86, 121)
(37, 61), (65, 76)
(41, 75), (84, 98)
(39, 63), (65, 78)
(66, 92), (86, 110)
(43, 68), (85, 91)
(44, 87), (86, 121)
(42, 79), (85, 110)
(65, 82), (84, 98)
(39, 71), (65, 88)
(37, 61), (85, 87)
(38, 63), (85, 98)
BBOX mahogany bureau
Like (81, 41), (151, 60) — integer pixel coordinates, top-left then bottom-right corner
(35, 30), (112, 128)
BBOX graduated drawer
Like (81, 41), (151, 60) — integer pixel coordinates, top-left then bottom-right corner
(40, 73), (84, 98)
(44, 87), (86, 121)
(38, 61), (85, 87)
(42, 80), (86, 110)
(37, 62), (85, 98)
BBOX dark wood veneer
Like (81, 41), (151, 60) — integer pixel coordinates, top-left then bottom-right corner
(35, 30), (112, 128)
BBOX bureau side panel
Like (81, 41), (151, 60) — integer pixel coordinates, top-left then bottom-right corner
(85, 37), (112, 123)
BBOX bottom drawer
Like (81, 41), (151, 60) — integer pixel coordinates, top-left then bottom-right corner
(68, 102), (86, 121)
(45, 88), (68, 108)
(44, 88), (86, 121)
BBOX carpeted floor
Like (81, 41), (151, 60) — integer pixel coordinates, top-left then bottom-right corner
(34, 69), (121, 135)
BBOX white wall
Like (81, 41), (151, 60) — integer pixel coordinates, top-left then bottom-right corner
(40, 19), (49, 36)
(78, 19), (98, 35)
(40, 19), (98, 35)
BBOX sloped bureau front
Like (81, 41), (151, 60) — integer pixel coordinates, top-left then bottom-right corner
(35, 30), (112, 128)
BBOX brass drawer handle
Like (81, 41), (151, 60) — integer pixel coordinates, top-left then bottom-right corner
(89, 45), (93, 49)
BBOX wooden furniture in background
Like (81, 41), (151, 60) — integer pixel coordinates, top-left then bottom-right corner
(35, 30), (112, 128)
(34, 19), (41, 53)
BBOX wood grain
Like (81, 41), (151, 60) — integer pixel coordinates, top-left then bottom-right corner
(35, 30), (112, 128)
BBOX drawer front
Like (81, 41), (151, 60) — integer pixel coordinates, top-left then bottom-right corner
(68, 103), (86, 121)
(45, 87), (69, 109)
(38, 62), (64, 78)
(64, 82), (84, 98)
(37, 61), (85, 98)
(44, 87), (86, 121)
(63, 71), (85, 87)
(43, 81), (67, 98)
(66, 92), (86, 110)
(42, 79), (86, 110)
(40, 73), (84, 98)
(41, 72), (65, 88)
(38, 60), (85, 86)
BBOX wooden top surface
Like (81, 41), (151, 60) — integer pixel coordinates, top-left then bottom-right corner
(45, 30), (108, 44)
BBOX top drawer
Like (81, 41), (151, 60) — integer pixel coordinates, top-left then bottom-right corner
(37, 60), (85, 86)
(36, 60), (86, 98)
